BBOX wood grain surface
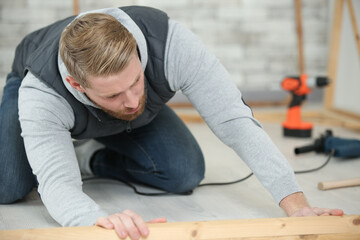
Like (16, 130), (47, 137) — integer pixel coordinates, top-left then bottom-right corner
(1, 215), (359, 240)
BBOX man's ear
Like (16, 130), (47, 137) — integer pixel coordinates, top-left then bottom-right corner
(65, 76), (86, 93)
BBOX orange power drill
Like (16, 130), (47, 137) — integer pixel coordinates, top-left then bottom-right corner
(281, 74), (329, 138)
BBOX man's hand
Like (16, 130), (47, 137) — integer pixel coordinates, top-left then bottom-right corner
(290, 206), (344, 217)
(96, 210), (167, 240)
(280, 192), (344, 217)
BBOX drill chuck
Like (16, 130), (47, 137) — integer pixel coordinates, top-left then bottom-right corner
(306, 76), (330, 88)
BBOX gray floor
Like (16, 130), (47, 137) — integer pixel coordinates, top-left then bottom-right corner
(1, 121), (359, 230)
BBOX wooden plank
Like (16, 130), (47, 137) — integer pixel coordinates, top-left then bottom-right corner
(322, 109), (360, 131)
(324, 0), (344, 110)
(295, 0), (305, 74)
(0, 215), (359, 240)
(324, 107), (360, 121)
(178, 114), (204, 123)
(254, 110), (360, 131)
(346, 0), (360, 62)
(318, 178), (360, 190)
(174, 109), (360, 132)
(73, 0), (79, 15)
(168, 100), (287, 109)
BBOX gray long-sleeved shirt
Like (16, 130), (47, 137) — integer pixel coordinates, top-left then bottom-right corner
(18, 8), (300, 227)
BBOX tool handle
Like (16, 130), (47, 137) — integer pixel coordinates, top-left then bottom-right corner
(318, 178), (360, 190)
(289, 93), (306, 108)
(294, 144), (318, 154)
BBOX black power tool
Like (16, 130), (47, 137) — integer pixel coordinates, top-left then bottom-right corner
(294, 130), (360, 158)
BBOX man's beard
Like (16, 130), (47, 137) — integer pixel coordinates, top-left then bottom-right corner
(102, 93), (146, 121)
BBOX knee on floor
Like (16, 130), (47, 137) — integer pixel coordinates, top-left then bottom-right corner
(162, 158), (205, 193)
(0, 181), (34, 204)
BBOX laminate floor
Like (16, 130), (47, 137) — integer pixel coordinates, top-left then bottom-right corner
(1, 121), (359, 230)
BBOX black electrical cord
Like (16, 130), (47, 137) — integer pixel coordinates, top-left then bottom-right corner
(115, 180), (194, 196)
(294, 149), (335, 174)
(82, 149), (335, 196)
(81, 176), (194, 196)
(82, 172), (254, 196)
(197, 172), (254, 188)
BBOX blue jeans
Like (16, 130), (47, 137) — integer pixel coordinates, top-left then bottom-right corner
(0, 73), (37, 203)
(94, 105), (205, 193)
(0, 72), (205, 203)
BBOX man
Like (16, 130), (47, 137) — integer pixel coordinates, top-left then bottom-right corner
(0, 6), (343, 240)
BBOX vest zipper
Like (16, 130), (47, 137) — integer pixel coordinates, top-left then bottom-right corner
(126, 121), (132, 133)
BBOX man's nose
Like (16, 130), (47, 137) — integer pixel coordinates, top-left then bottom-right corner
(123, 90), (138, 109)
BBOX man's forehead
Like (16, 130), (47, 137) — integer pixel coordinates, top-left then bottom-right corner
(87, 70), (142, 96)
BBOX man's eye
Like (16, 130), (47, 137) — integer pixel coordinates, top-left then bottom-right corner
(107, 95), (118, 99)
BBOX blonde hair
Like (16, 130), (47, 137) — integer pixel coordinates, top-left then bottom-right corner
(59, 13), (137, 88)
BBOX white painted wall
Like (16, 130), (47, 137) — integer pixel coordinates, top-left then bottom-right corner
(0, 0), (330, 101)
(332, 0), (360, 114)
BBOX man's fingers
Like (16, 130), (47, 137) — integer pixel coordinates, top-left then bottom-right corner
(312, 207), (344, 216)
(329, 209), (344, 216)
(148, 217), (167, 223)
(95, 216), (114, 229)
(121, 210), (148, 239)
(108, 214), (128, 239)
(290, 206), (344, 218)
(312, 207), (330, 215)
(96, 211), (167, 240)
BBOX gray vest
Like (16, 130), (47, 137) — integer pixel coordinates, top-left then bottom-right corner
(12, 6), (175, 139)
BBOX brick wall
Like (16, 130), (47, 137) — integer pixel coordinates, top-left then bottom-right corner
(0, 0), (330, 99)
